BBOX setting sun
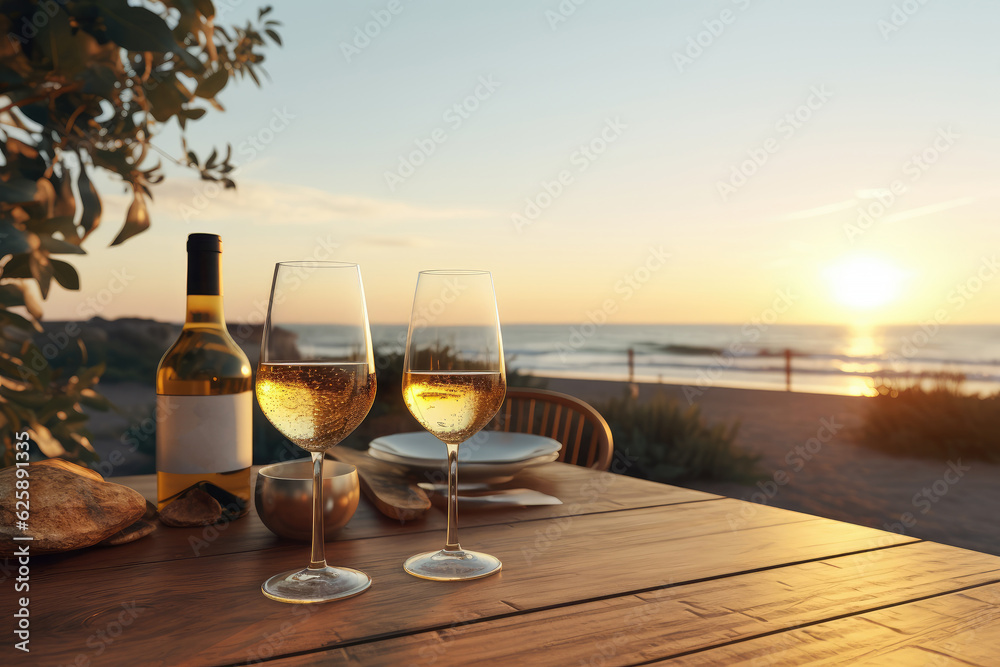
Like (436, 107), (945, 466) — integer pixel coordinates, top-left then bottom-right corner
(825, 256), (906, 311)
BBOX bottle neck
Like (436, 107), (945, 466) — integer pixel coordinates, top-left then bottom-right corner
(184, 294), (227, 328)
(187, 248), (222, 295)
(185, 248), (225, 328)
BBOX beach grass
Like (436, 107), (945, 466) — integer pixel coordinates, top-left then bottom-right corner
(862, 375), (1000, 462)
(595, 393), (761, 484)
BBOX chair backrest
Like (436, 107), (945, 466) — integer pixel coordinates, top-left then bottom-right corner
(490, 387), (613, 470)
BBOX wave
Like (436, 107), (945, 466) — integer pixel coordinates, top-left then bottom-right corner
(658, 344), (725, 356)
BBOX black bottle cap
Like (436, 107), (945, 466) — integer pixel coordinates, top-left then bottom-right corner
(187, 234), (223, 295)
(187, 233), (222, 253)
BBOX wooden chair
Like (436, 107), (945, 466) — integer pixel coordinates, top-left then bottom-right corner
(490, 387), (614, 470)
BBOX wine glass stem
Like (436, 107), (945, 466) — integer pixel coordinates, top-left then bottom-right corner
(445, 443), (461, 552)
(309, 451), (327, 570)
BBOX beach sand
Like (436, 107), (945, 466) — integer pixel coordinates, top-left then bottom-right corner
(540, 376), (1000, 557)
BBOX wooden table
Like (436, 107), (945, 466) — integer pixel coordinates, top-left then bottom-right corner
(14, 462), (1000, 665)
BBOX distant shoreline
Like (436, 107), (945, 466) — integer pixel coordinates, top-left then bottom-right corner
(525, 374), (874, 406)
(518, 370), (871, 399)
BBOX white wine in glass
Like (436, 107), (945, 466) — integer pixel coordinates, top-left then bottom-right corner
(256, 261), (376, 603)
(401, 270), (506, 581)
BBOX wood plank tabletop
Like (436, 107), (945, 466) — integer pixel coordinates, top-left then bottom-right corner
(6, 462), (1000, 666)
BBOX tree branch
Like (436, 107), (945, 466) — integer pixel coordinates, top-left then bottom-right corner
(0, 84), (81, 115)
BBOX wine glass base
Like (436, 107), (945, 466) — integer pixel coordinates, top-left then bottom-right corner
(262, 565), (371, 603)
(403, 549), (502, 581)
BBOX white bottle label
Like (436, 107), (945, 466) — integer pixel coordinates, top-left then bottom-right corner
(156, 392), (253, 474)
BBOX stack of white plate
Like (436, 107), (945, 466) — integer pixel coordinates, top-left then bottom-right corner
(369, 431), (561, 483)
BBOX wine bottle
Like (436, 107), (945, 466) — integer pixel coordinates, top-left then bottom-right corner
(156, 233), (252, 520)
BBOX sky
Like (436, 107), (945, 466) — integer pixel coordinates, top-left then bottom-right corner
(41, 0), (1000, 327)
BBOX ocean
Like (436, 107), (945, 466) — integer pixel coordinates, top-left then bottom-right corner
(368, 323), (1000, 397)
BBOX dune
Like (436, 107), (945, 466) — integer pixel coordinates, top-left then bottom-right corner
(539, 376), (1000, 557)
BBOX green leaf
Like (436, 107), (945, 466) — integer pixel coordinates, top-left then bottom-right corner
(78, 166), (102, 238)
(0, 309), (41, 333)
(246, 65), (261, 87)
(94, 0), (178, 51)
(29, 178), (56, 221)
(27, 422), (66, 458)
(0, 403), (25, 432)
(1, 253), (32, 279)
(78, 65), (119, 100)
(265, 29), (282, 46)
(110, 190), (150, 246)
(58, 409), (90, 426)
(1, 281), (44, 320)
(37, 7), (88, 78)
(50, 259), (81, 290)
(30, 255), (54, 299)
(0, 220), (31, 255)
(79, 390), (113, 412)
(194, 0), (216, 19)
(143, 76), (188, 122)
(78, 0), (203, 73)
(0, 65), (24, 87)
(18, 103), (49, 128)
(39, 234), (87, 255)
(0, 285), (26, 308)
(194, 67), (228, 99)
(51, 166), (78, 225)
(0, 179), (38, 204)
(0, 353), (30, 381)
(17, 342), (51, 385)
(0, 387), (49, 409)
(77, 362), (107, 389)
(27, 216), (78, 238)
(35, 395), (79, 422)
(92, 148), (132, 175)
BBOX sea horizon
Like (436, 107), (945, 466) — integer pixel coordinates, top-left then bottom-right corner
(46, 318), (999, 398)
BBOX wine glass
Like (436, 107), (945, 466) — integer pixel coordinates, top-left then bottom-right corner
(401, 270), (506, 580)
(255, 261), (376, 603)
